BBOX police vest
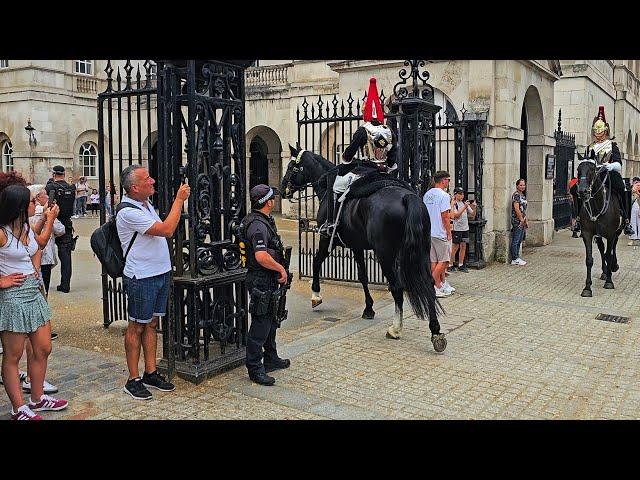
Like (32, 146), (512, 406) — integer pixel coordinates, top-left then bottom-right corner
(238, 212), (284, 272)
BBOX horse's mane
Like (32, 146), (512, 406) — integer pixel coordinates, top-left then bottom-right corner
(309, 151), (336, 171)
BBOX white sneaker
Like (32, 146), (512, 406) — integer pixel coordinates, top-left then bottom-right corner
(442, 281), (455, 293)
(19, 371), (59, 394)
(511, 259), (522, 265)
(516, 258), (527, 265)
(71, 215), (79, 219)
(435, 286), (451, 298)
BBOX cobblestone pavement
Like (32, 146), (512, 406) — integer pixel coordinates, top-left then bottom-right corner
(2, 229), (640, 420)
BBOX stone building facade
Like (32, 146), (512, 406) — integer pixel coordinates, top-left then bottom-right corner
(1, 59), (639, 263)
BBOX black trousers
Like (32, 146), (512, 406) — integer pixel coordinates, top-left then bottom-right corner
(246, 312), (279, 375)
(41, 264), (53, 294)
(245, 271), (280, 375)
(56, 241), (73, 290)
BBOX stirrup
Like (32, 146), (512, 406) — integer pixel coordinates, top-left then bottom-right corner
(318, 221), (335, 238)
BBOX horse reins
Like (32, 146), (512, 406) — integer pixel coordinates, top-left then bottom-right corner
(582, 164), (611, 222)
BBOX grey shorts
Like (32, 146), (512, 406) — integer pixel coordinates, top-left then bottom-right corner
(430, 237), (451, 263)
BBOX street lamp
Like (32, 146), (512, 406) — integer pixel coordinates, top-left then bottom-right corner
(25, 118), (37, 147)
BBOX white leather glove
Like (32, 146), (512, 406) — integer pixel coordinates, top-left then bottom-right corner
(605, 162), (621, 172)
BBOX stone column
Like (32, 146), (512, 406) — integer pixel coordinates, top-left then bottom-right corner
(484, 125), (524, 263)
(525, 134), (556, 246)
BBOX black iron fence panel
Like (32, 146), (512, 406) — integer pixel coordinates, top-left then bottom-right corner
(295, 87), (486, 283)
(97, 60), (157, 328)
(553, 109), (576, 230)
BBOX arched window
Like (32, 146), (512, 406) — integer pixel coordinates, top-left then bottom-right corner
(80, 143), (97, 178)
(75, 60), (93, 75)
(2, 141), (13, 172)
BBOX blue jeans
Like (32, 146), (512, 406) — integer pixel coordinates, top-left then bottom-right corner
(123, 272), (170, 323)
(510, 224), (525, 261)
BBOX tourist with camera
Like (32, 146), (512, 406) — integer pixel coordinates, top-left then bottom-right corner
(449, 187), (477, 273)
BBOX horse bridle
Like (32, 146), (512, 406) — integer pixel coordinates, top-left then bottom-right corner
(580, 160), (611, 222)
(283, 149), (337, 204)
(283, 149), (310, 201)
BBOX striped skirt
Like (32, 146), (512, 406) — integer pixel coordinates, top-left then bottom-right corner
(0, 276), (51, 333)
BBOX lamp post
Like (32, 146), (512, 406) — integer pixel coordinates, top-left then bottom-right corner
(25, 118), (37, 147)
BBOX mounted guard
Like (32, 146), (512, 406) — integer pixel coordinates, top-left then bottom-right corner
(578, 106), (633, 236)
(321, 77), (398, 237)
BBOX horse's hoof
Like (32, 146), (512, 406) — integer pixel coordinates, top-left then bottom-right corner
(603, 282), (615, 289)
(600, 273), (607, 281)
(431, 334), (447, 353)
(581, 289), (592, 297)
(311, 299), (323, 308)
(385, 332), (400, 340)
(362, 309), (375, 320)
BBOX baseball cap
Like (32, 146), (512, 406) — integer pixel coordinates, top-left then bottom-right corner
(52, 165), (65, 174)
(453, 187), (464, 194)
(250, 184), (280, 206)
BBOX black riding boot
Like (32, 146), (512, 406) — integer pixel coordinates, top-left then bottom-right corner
(320, 190), (336, 237)
(622, 190), (634, 235)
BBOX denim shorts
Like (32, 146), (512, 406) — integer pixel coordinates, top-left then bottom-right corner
(123, 272), (170, 323)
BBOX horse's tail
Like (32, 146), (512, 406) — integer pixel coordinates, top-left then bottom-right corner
(397, 194), (444, 321)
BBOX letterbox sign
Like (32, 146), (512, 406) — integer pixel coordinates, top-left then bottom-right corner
(545, 154), (556, 180)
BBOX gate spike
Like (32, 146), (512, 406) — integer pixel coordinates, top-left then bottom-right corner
(124, 60), (133, 90)
(116, 66), (122, 91)
(104, 60), (114, 93)
(143, 60), (152, 89)
(136, 64), (141, 90)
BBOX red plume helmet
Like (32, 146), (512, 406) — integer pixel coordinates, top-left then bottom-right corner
(592, 105), (610, 136)
(363, 77), (384, 123)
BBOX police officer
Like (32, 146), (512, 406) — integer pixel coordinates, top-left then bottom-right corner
(45, 165), (75, 293)
(240, 184), (291, 386)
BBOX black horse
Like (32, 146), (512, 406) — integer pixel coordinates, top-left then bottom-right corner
(281, 145), (446, 352)
(576, 156), (622, 297)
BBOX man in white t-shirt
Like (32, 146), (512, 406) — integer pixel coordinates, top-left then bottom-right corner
(422, 171), (454, 298)
(116, 164), (190, 401)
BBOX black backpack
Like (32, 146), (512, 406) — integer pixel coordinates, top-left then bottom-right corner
(90, 202), (141, 278)
(49, 181), (76, 218)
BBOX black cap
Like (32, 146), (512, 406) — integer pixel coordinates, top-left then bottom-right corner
(250, 184), (280, 206)
(52, 165), (65, 175)
(453, 187), (464, 194)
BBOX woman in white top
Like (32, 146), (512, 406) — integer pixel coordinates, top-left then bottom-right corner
(27, 185), (66, 296)
(629, 177), (640, 245)
(0, 185), (68, 420)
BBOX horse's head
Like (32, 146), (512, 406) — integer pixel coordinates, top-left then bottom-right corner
(281, 144), (314, 199)
(577, 150), (597, 198)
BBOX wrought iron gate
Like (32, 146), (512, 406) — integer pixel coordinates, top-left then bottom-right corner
(97, 60), (156, 329)
(553, 109), (576, 230)
(98, 60), (251, 383)
(295, 61), (487, 284)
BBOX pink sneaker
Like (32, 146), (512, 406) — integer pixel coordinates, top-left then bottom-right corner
(11, 405), (43, 420)
(28, 394), (69, 412)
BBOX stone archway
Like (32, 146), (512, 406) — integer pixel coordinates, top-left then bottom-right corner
(521, 85), (551, 245)
(246, 126), (283, 213)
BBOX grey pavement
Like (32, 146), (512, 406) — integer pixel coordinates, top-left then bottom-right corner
(2, 224), (640, 419)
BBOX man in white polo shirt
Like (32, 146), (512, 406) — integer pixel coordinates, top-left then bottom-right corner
(116, 164), (190, 400)
(423, 171), (454, 298)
